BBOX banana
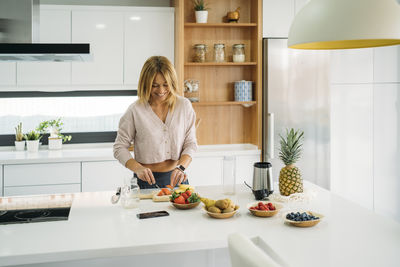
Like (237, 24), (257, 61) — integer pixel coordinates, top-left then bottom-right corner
(179, 184), (195, 191)
(200, 197), (216, 209)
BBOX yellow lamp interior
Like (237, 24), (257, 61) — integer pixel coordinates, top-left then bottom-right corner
(289, 39), (400, 50)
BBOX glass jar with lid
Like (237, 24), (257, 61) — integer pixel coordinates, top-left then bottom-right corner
(232, 44), (245, 63)
(214, 43), (225, 62)
(193, 44), (207, 63)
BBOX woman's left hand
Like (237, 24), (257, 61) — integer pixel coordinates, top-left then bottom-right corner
(170, 168), (187, 187)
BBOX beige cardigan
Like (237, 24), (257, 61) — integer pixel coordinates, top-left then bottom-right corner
(113, 95), (198, 166)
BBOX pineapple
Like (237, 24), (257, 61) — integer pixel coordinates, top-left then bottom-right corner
(278, 128), (304, 196)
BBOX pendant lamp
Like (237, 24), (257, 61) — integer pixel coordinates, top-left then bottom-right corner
(288, 0), (400, 49)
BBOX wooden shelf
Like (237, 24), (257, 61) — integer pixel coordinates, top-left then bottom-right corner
(185, 62), (257, 66)
(184, 23), (257, 27)
(176, 0), (262, 146)
(192, 101), (256, 106)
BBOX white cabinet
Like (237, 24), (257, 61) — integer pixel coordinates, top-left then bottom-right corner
(124, 8), (174, 86)
(186, 157), (224, 186)
(330, 84), (374, 210)
(262, 0), (309, 38)
(373, 84), (400, 222)
(4, 184), (81, 197)
(0, 62), (16, 86)
(16, 9), (71, 86)
(236, 155), (261, 186)
(263, 0), (294, 38)
(82, 161), (131, 192)
(3, 163), (81, 196)
(71, 10), (124, 85)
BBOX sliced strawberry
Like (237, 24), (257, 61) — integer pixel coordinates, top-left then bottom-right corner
(174, 195), (185, 204)
(157, 191), (164, 196)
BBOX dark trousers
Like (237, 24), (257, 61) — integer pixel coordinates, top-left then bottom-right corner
(135, 171), (189, 189)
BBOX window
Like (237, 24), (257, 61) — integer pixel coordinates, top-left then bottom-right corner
(0, 91), (137, 146)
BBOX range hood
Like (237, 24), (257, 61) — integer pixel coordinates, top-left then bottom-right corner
(0, 0), (91, 62)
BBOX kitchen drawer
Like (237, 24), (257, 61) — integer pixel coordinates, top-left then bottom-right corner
(4, 163), (81, 187)
(4, 184), (81, 197)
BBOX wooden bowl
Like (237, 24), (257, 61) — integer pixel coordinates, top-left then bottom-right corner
(203, 207), (238, 219)
(171, 201), (200, 210)
(247, 201), (283, 217)
(284, 211), (324, 227)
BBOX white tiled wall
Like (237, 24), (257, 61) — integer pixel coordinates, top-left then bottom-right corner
(330, 45), (400, 222)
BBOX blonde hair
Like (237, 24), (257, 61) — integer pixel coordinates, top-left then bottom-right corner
(137, 56), (178, 110)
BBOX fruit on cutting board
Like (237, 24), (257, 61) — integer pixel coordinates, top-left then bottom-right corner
(201, 197), (239, 213)
(156, 188), (172, 196)
(173, 184), (195, 194)
(278, 128), (304, 196)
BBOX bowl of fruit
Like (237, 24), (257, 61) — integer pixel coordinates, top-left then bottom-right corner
(170, 188), (200, 210)
(247, 201), (283, 217)
(284, 211), (323, 227)
(201, 198), (239, 219)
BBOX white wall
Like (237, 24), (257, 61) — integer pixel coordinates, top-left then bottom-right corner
(330, 46), (400, 222)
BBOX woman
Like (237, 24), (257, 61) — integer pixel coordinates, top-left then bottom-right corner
(113, 56), (198, 189)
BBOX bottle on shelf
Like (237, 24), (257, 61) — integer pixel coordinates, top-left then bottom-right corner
(193, 44), (207, 62)
(232, 44), (245, 63)
(214, 43), (225, 62)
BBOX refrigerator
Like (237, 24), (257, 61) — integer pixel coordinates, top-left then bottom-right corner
(262, 38), (331, 189)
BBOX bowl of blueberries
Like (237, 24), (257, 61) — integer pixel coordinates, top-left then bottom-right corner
(284, 211), (323, 227)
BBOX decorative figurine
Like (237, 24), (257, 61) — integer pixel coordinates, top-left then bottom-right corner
(226, 7), (240, 23)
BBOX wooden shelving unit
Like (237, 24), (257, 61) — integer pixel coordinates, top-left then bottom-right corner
(192, 101), (256, 106)
(184, 62), (257, 66)
(174, 0), (262, 147)
(184, 22), (257, 27)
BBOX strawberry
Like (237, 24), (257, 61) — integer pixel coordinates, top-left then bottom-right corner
(174, 195), (185, 204)
(185, 199), (189, 204)
(186, 190), (192, 196)
(181, 192), (189, 200)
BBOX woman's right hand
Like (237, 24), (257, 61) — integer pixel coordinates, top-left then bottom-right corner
(135, 166), (155, 185)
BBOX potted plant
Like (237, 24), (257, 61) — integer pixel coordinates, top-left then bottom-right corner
(14, 122), (25, 151)
(24, 130), (41, 153)
(37, 118), (72, 150)
(193, 0), (209, 23)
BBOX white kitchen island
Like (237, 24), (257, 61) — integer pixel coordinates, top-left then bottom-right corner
(0, 182), (399, 267)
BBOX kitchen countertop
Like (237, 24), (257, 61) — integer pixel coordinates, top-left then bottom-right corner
(0, 181), (399, 267)
(0, 143), (260, 164)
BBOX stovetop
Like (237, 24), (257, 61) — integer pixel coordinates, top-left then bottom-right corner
(0, 207), (71, 225)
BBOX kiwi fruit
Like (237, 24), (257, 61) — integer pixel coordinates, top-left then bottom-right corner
(215, 199), (229, 210)
(223, 207), (234, 213)
(208, 206), (222, 213)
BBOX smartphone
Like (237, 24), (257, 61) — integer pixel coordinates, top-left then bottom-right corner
(137, 210), (169, 219)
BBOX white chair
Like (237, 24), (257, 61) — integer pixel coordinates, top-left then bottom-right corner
(228, 232), (282, 267)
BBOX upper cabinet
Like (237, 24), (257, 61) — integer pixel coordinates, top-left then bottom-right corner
(17, 9), (71, 86)
(263, 0), (309, 38)
(0, 5), (174, 90)
(72, 10), (124, 85)
(124, 8), (174, 87)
